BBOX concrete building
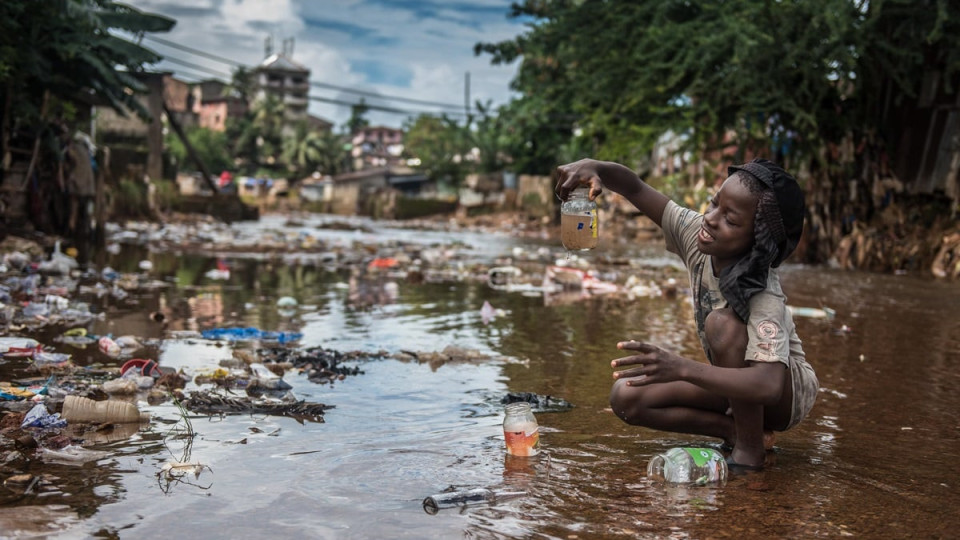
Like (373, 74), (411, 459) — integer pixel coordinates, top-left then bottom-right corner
(350, 125), (405, 170)
(255, 37), (310, 136)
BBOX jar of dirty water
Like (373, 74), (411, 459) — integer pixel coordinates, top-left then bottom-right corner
(503, 402), (540, 457)
(646, 447), (727, 485)
(561, 187), (598, 251)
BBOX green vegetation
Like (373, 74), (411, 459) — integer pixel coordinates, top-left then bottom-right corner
(166, 126), (232, 175)
(472, 0), (960, 267)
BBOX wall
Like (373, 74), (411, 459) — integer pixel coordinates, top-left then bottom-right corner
(516, 174), (555, 217)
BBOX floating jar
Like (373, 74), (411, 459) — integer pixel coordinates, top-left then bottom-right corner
(503, 402), (540, 457)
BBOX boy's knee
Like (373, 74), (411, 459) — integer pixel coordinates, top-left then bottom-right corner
(609, 378), (648, 425)
(704, 308), (748, 367)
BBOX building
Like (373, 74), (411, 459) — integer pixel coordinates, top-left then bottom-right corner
(350, 125), (405, 170)
(255, 37), (310, 136)
(192, 80), (247, 132)
(94, 72), (197, 181)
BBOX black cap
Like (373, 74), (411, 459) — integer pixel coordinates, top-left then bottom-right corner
(727, 158), (805, 267)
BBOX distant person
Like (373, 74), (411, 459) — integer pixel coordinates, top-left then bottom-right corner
(555, 158), (818, 470)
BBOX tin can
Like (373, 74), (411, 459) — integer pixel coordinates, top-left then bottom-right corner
(503, 402), (540, 457)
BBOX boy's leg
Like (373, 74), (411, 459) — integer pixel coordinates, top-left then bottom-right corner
(609, 378), (733, 442)
(704, 308), (793, 467)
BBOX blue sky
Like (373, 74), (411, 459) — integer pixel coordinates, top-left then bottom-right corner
(127, 0), (531, 129)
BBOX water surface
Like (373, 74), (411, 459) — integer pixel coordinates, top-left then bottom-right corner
(2, 215), (958, 539)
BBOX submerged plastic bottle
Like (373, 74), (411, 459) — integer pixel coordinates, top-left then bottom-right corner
(561, 187), (599, 251)
(422, 488), (526, 515)
(646, 447), (727, 485)
(503, 402), (540, 457)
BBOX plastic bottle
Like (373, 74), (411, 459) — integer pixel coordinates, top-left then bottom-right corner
(561, 187), (599, 251)
(646, 447), (727, 485)
(503, 402), (540, 457)
(422, 488), (526, 515)
(61, 395), (149, 423)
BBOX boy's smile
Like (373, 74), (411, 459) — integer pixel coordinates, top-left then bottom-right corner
(697, 175), (759, 272)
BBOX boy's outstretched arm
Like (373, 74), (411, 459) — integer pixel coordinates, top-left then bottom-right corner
(555, 159), (670, 227)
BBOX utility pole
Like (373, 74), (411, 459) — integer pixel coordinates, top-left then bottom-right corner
(464, 71), (471, 116)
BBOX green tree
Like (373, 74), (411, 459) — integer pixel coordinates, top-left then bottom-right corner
(0, 0), (175, 163)
(227, 94), (284, 173)
(479, 0), (960, 267)
(167, 126), (232, 175)
(465, 101), (510, 174)
(346, 100), (370, 135)
(403, 114), (471, 186)
(283, 121), (347, 179)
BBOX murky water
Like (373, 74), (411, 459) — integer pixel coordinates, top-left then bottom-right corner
(2, 215), (959, 539)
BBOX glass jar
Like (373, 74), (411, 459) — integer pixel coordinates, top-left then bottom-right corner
(561, 187), (598, 251)
(503, 402), (540, 457)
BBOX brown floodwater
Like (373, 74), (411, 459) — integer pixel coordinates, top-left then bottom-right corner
(1, 214), (959, 539)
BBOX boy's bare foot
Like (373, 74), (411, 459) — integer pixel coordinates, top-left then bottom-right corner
(722, 430), (776, 451)
(728, 446), (765, 470)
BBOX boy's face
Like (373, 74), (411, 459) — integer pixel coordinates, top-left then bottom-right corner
(697, 175), (758, 271)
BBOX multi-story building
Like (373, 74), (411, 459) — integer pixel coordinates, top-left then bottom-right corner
(255, 37), (310, 136)
(350, 125), (405, 170)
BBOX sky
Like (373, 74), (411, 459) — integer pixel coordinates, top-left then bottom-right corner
(127, 0), (531, 129)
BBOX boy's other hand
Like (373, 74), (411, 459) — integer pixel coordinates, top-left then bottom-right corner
(611, 341), (688, 385)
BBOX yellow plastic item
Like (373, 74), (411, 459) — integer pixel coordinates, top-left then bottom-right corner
(64, 328), (87, 337)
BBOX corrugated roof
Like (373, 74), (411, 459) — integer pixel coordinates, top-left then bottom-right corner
(259, 53), (308, 73)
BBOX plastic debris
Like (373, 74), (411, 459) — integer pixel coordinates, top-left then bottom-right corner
(61, 395), (149, 423)
(38, 445), (110, 465)
(200, 327), (303, 344)
(423, 488), (526, 515)
(249, 362), (292, 390)
(20, 403), (67, 429)
(0, 337), (40, 354)
(502, 392), (575, 413)
(98, 336), (121, 358)
(276, 296), (298, 308)
(787, 306), (837, 321)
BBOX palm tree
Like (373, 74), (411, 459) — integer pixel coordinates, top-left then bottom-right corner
(284, 122), (347, 179)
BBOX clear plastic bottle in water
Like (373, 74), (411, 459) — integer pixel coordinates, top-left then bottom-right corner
(646, 447), (727, 485)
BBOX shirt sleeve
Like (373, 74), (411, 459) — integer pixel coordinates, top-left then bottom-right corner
(745, 288), (791, 366)
(661, 201), (703, 267)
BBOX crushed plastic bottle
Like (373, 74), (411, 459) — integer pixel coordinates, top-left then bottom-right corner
(646, 447), (727, 485)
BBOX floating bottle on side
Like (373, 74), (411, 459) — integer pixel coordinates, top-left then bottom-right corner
(422, 488), (526, 514)
(646, 447), (727, 485)
(61, 395), (150, 424)
(503, 402), (540, 457)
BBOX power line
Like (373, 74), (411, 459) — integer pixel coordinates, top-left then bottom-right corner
(159, 56), (232, 80)
(309, 95), (466, 117)
(144, 35), (244, 67)
(144, 34), (470, 112)
(308, 81), (463, 111)
(151, 50), (469, 118)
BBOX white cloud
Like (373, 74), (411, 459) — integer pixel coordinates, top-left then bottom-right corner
(130, 0), (525, 128)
